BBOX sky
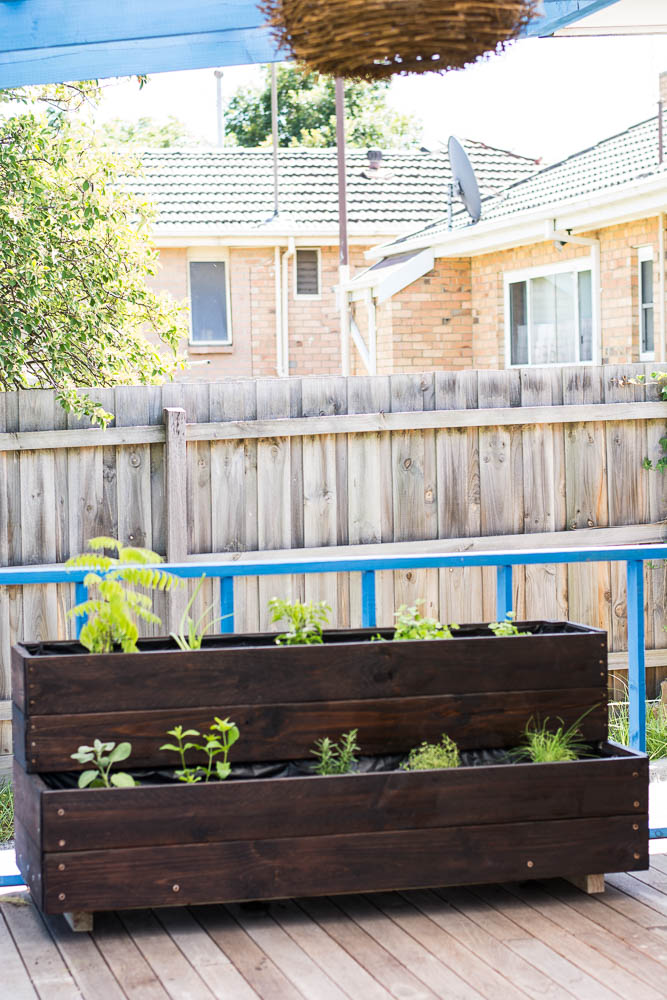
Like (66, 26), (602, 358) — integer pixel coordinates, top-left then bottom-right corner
(90, 33), (667, 165)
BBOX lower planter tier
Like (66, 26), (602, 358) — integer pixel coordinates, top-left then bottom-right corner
(14, 743), (648, 917)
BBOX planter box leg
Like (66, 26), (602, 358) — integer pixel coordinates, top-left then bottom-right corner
(63, 911), (94, 933)
(567, 874), (605, 894)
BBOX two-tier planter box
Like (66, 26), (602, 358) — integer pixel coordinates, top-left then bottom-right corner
(12, 621), (648, 931)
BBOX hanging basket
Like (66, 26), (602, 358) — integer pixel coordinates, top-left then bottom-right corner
(260, 0), (539, 80)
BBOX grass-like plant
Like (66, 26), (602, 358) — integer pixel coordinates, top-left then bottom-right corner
(609, 697), (667, 760)
(160, 717), (240, 783)
(488, 612), (529, 637)
(0, 781), (13, 843)
(170, 575), (231, 650)
(71, 739), (136, 788)
(511, 713), (593, 763)
(393, 601), (459, 640)
(67, 536), (179, 653)
(269, 597), (331, 645)
(402, 734), (460, 771)
(311, 729), (360, 775)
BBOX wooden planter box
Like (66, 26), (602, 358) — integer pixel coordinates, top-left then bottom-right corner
(12, 621), (649, 928)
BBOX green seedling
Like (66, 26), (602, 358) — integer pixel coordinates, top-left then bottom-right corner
(0, 781), (14, 843)
(393, 600), (459, 640)
(269, 597), (331, 645)
(311, 729), (360, 775)
(67, 536), (180, 653)
(402, 734), (460, 771)
(161, 717), (240, 783)
(488, 612), (529, 637)
(511, 709), (596, 763)
(71, 739), (136, 788)
(170, 575), (231, 650)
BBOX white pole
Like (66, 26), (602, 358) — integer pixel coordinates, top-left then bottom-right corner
(214, 69), (224, 147)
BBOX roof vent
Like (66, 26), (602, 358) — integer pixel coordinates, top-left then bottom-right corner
(367, 149), (383, 171)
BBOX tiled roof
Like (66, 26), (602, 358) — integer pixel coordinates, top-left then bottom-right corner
(131, 141), (541, 237)
(385, 111), (667, 252)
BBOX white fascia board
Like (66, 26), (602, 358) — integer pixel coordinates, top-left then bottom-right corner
(366, 171), (667, 261)
(556, 0), (667, 34)
(152, 233), (399, 249)
(345, 248), (435, 302)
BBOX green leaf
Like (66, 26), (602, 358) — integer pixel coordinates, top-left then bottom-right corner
(216, 761), (231, 780)
(110, 772), (136, 788)
(78, 770), (99, 788)
(108, 742), (132, 763)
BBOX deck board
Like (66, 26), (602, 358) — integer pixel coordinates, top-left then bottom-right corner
(4, 863), (667, 1000)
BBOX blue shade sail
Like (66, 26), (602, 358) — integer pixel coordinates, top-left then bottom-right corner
(523, 0), (622, 37)
(0, 1), (284, 90)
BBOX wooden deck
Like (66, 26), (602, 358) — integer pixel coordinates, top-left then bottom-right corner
(4, 862), (667, 1000)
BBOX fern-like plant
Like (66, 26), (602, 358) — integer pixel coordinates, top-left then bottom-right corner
(67, 536), (179, 653)
(269, 597), (331, 645)
(393, 601), (459, 640)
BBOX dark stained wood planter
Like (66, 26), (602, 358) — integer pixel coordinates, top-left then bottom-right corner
(11, 620), (649, 923)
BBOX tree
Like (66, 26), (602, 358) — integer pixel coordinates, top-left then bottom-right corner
(225, 64), (421, 148)
(0, 83), (187, 425)
(101, 115), (197, 149)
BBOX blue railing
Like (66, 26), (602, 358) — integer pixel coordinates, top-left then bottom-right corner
(0, 542), (665, 889)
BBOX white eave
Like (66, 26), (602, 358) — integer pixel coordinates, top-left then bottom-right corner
(345, 247), (435, 302)
(365, 167), (667, 263)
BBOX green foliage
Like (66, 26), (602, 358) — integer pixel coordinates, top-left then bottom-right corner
(71, 739), (136, 788)
(311, 729), (360, 775)
(609, 697), (667, 760)
(67, 536), (179, 653)
(511, 714), (592, 764)
(269, 597), (331, 645)
(401, 734), (460, 771)
(100, 115), (196, 149)
(633, 372), (667, 471)
(225, 64), (421, 148)
(0, 781), (14, 843)
(0, 81), (187, 424)
(160, 717), (240, 783)
(392, 601), (459, 641)
(170, 575), (230, 650)
(488, 612), (529, 637)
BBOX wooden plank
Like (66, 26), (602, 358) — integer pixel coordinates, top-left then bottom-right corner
(566, 874), (605, 894)
(93, 911), (172, 1000)
(163, 407), (188, 631)
(644, 363), (667, 654)
(435, 371), (483, 625)
(0, 910), (40, 1000)
(1, 896), (83, 1000)
(119, 909), (218, 1000)
(183, 385), (215, 638)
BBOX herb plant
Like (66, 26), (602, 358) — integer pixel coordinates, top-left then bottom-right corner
(160, 717), (240, 783)
(71, 739), (136, 788)
(511, 713), (593, 764)
(170, 575), (230, 650)
(402, 734), (460, 771)
(488, 612), (529, 637)
(393, 601), (459, 640)
(311, 729), (360, 775)
(67, 536), (179, 653)
(609, 696), (667, 760)
(0, 781), (13, 843)
(269, 598), (331, 645)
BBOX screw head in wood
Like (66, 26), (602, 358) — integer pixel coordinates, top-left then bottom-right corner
(634, 801), (641, 808)
(58, 892), (66, 901)
(58, 839), (66, 847)
(633, 771), (639, 778)
(58, 863), (65, 871)
(526, 860), (534, 868)
(633, 824), (639, 831)
(172, 884), (180, 893)
(57, 808), (65, 816)
(634, 852), (641, 860)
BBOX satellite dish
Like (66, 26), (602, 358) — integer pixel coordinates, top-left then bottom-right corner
(447, 136), (481, 227)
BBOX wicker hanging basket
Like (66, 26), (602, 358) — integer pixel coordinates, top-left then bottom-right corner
(260, 0), (539, 80)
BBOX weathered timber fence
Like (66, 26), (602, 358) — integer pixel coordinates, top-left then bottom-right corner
(1, 362), (667, 778)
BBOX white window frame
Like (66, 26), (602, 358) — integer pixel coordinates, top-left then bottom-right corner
(503, 255), (599, 368)
(186, 247), (233, 346)
(638, 245), (655, 362)
(294, 247), (322, 301)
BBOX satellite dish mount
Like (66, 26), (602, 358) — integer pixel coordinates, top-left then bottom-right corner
(447, 136), (482, 230)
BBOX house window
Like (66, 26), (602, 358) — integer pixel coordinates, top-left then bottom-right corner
(295, 249), (320, 298)
(506, 260), (594, 366)
(188, 260), (231, 344)
(639, 246), (654, 359)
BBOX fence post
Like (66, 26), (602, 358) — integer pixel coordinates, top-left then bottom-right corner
(74, 581), (87, 639)
(220, 575), (235, 634)
(496, 565), (513, 621)
(627, 559), (647, 753)
(361, 570), (376, 628)
(163, 407), (188, 629)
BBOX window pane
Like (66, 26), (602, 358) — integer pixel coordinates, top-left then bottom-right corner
(509, 281), (528, 365)
(641, 259), (654, 306)
(643, 305), (655, 354)
(189, 262), (229, 343)
(530, 272), (576, 364)
(296, 250), (319, 295)
(578, 270), (593, 362)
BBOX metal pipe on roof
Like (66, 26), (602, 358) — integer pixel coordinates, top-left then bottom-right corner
(271, 62), (279, 216)
(335, 76), (350, 376)
(274, 245), (283, 376)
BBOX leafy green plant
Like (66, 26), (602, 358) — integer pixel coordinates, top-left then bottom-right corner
(269, 598), (331, 645)
(0, 781), (14, 843)
(170, 575), (230, 650)
(401, 734), (460, 771)
(67, 536), (179, 653)
(609, 697), (667, 760)
(311, 729), (360, 775)
(160, 717), (240, 783)
(488, 612), (529, 637)
(511, 712), (594, 763)
(71, 739), (136, 788)
(392, 601), (459, 640)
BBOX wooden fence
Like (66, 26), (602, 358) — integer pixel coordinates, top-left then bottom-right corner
(1, 362), (667, 778)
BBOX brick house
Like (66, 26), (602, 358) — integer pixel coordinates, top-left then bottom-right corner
(347, 108), (667, 375)
(136, 143), (540, 379)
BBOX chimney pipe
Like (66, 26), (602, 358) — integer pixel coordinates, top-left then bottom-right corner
(367, 149), (383, 171)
